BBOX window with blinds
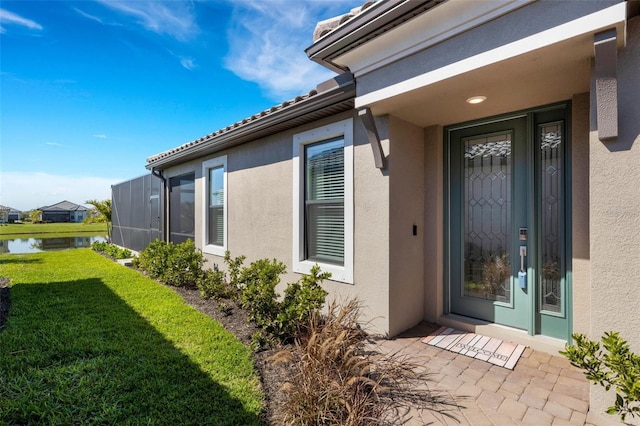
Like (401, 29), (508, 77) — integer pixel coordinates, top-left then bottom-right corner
(305, 138), (344, 265)
(202, 156), (227, 256)
(208, 165), (224, 247)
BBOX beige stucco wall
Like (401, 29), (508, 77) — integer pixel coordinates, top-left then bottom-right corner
(571, 92), (591, 337)
(163, 110), (393, 335)
(352, 116), (391, 334)
(588, 15), (640, 421)
(226, 132), (292, 264)
(423, 125), (444, 323)
(387, 115), (425, 336)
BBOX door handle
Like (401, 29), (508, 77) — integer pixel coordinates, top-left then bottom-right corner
(519, 246), (527, 272)
(519, 246), (527, 289)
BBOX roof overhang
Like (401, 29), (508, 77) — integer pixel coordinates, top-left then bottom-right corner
(146, 74), (355, 171)
(352, 1), (627, 128)
(306, 0), (446, 73)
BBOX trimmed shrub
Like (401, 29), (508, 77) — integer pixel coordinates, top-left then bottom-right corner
(133, 239), (173, 280)
(134, 239), (205, 288)
(91, 241), (132, 260)
(162, 239), (205, 287)
(240, 258), (287, 330)
(224, 251), (246, 290)
(197, 266), (237, 300)
(275, 264), (329, 339)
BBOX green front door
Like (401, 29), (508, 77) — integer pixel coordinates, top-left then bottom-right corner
(446, 105), (570, 340)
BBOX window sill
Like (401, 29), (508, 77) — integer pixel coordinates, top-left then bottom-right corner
(203, 245), (226, 257)
(293, 259), (353, 285)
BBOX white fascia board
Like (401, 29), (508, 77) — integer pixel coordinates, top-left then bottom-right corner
(355, 2), (626, 109)
(340, 0), (534, 77)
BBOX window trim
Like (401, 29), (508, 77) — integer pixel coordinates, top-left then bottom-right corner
(202, 155), (227, 256)
(292, 118), (354, 284)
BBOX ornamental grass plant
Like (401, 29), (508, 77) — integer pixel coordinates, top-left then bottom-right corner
(269, 299), (458, 425)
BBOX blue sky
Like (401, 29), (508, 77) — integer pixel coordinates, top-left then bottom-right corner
(0, 0), (361, 211)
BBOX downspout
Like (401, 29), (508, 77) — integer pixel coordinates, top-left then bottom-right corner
(151, 168), (169, 243)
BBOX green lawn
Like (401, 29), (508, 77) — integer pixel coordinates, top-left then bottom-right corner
(0, 250), (263, 425)
(0, 222), (107, 238)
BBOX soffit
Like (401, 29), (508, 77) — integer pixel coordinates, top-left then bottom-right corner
(366, 36), (593, 127)
(355, 3), (627, 128)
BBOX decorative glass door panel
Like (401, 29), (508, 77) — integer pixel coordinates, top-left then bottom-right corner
(536, 111), (569, 339)
(447, 106), (570, 339)
(539, 123), (563, 314)
(449, 118), (528, 330)
(464, 133), (512, 304)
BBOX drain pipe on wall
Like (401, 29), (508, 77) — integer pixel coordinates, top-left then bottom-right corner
(151, 168), (169, 243)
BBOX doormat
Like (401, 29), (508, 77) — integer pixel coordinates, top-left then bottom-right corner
(422, 327), (526, 370)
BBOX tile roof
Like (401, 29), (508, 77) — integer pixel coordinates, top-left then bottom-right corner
(312, 1), (377, 42)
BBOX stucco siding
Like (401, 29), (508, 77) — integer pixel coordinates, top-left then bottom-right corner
(165, 111), (393, 335)
(387, 115), (425, 336)
(350, 116), (391, 334)
(588, 15), (640, 421)
(226, 133), (292, 264)
(423, 125), (444, 324)
(571, 93), (591, 337)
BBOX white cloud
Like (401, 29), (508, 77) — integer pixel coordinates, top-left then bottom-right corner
(73, 7), (104, 24)
(179, 56), (196, 71)
(96, 0), (198, 41)
(93, 134), (107, 139)
(0, 172), (121, 211)
(46, 142), (64, 147)
(0, 8), (43, 33)
(223, 0), (358, 100)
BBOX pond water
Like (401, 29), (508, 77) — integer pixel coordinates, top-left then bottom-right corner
(0, 236), (107, 255)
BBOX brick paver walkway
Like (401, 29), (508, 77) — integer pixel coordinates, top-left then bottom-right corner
(375, 322), (620, 425)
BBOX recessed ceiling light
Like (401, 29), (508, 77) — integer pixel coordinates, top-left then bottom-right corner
(466, 96), (487, 104)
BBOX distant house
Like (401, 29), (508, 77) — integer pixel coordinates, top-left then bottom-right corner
(0, 205), (21, 223)
(39, 201), (88, 223)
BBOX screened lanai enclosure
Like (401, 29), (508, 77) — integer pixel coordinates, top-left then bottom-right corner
(111, 174), (164, 252)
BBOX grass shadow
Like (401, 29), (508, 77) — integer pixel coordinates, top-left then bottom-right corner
(0, 278), (260, 425)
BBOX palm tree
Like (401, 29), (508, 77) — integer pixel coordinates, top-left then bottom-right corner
(86, 199), (112, 241)
(29, 209), (42, 223)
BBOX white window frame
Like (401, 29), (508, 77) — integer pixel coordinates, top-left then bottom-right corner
(202, 155), (227, 256)
(292, 118), (354, 284)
